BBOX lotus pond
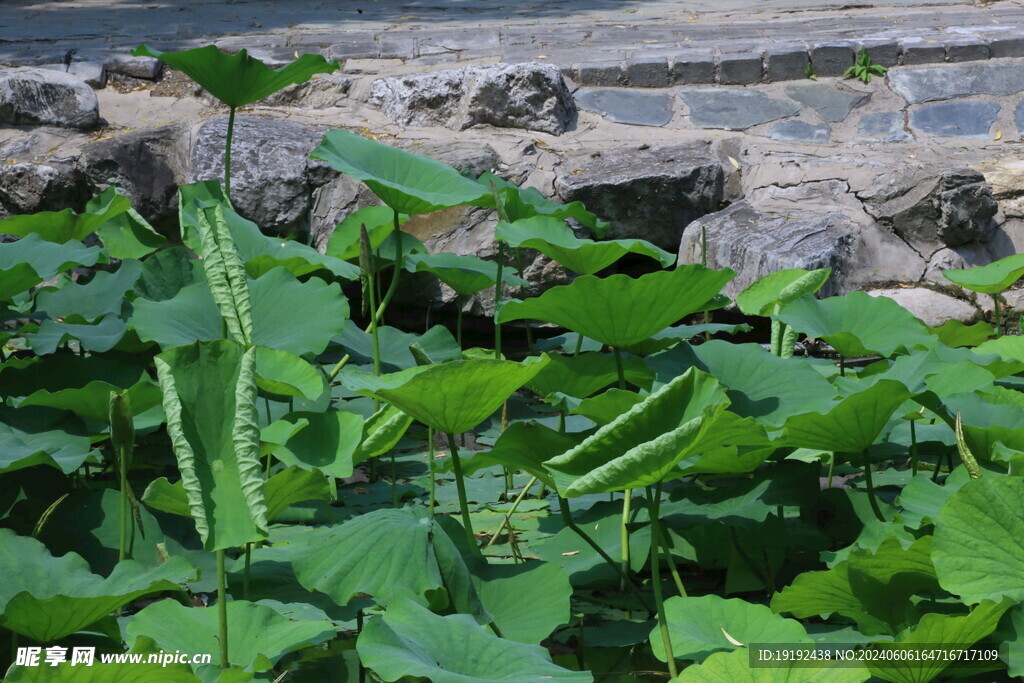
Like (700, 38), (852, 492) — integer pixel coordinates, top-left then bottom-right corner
(4, 45), (1024, 683)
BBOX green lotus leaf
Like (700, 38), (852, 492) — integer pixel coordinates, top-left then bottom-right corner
(778, 291), (934, 357)
(311, 129), (491, 214)
(334, 323), (461, 372)
(478, 171), (609, 237)
(0, 405), (91, 474)
(263, 465), (332, 520)
(133, 45), (339, 108)
(650, 341), (837, 428)
(95, 207), (166, 259)
(526, 351), (653, 398)
(498, 265), (734, 348)
(435, 420), (580, 489)
(406, 251), (528, 296)
(570, 388), (644, 425)
(495, 215), (672, 275)
(325, 206), (408, 261)
(0, 528), (192, 642)
(735, 268), (832, 316)
(781, 380), (912, 453)
(0, 263), (41, 301)
(928, 389), (1024, 457)
(972, 335), (1024, 377)
(133, 246), (202, 302)
(24, 315), (128, 355)
(155, 340), (268, 551)
(263, 410), (361, 479)
(351, 403), (414, 464)
(471, 561), (572, 644)
(897, 473), (964, 530)
(619, 322), (752, 356)
(943, 253), (1024, 294)
(674, 647), (869, 682)
(651, 594), (811, 663)
(339, 356), (549, 434)
(0, 233), (101, 280)
(544, 368), (733, 495)
(18, 377), (161, 423)
(253, 346), (324, 399)
(929, 319), (995, 348)
(132, 268), (349, 356)
(144, 467), (332, 523)
(933, 476), (1024, 604)
(289, 508), (488, 619)
(772, 536), (937, 637)
(0, 187), (130, 243)
(180, 182), (358, 281)
(35, 260), (142, 321)
(357, 597), (591, 682)
(125, 598), (335, 674)
(867, 599), (1011, 683)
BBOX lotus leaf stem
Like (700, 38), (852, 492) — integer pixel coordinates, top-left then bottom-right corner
(224, 107), (235, 200)
(216, 548), (229, 668)
(993, 294), (1002, 336)
(657, 525), (687, 598)
(910, 419), (919, 475)
(556, 496), (653, 614)
(620, 491), (632, 592)
(447, 434), (477, 548)
(647, 483), (677, 678)
(243, 543), (251, 601)
(861, 449), (885, 522)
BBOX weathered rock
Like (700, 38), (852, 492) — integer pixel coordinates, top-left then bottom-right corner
(678, 201), (856, 298)
(575, 89), (673, 127)
(784, 81), (868, 123)
(0, 67), (99, 129)
(867, 287), (977, 326)
(370, 63), (575, 135)
(81, 123), (189, 225)
(888, 62), (1024, 104)
(41, 61), (106, 89)
(554, 144), (724, 251)
(189, 116), (329, 235)
(261, 74), (353, 107)
(862, 168), (998, 253)
(678, 88), (800, 130)
(0, 160), (88, 214)
(908, 101), (1000, 139)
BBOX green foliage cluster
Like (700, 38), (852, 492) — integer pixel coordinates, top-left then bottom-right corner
(2, 44), (1024, 683)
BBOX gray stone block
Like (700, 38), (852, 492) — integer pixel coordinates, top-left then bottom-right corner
(576, 88), (674, 127)
(810, 42), (855, 77)
(328, 36), (380, 59)
(785, 81), (868, 123)
(678, 88), (800, 130)
(671, 51), (716, 85)
(104, 54), (162, 80)
(578, 62), (623, 87)
(857, 112), (912, 142)
(990, 37), (1024, 59)
(770, 120), (830, 143)
(909, 101), (1000, 139)
(854, 39), (900, 67)
(889, 62), (1024, 104)
(718, 52), (763, 85)
(946, 39), (990, 63)
(901, 38), (946, 65)
(765, 45), (809, 82)
(380, 36), (415, 59)
(625, 55), (670, 88)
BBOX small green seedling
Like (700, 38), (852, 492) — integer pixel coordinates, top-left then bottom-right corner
(844, 47), (888, 84)
(804, 62), (817, 80)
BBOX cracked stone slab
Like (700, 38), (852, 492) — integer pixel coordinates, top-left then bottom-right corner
(770, 120), (830, 142)
(888, 61), (1024, 104)
(856, 112), (913, 142)
(784, 81), (868, 123)
(1015, 100), (1024, 136)
(575, 88), (673, 127)
(909, 101), (999, 138)
(677, 88), (800, 130)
